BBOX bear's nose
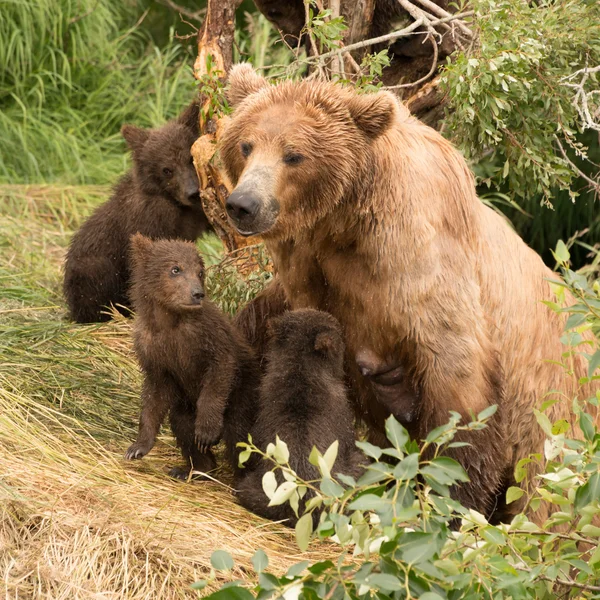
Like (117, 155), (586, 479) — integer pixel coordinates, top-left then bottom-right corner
(226, 190), (260, 222)
(191, 288), (205, 302)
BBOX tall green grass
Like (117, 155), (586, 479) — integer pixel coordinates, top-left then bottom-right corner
(0, 0), (199, 184)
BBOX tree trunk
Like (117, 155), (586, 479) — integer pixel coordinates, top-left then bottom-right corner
(191, 0), (263, 265)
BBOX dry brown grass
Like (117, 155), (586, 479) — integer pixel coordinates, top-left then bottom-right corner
(0, 185), (333, 599)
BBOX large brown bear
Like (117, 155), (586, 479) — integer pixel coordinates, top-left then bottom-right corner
(220, 64), (597, 522)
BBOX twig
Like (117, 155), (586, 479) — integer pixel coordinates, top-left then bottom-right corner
(303, 0), (326, 77)
(555, 135), (600, 195)
(156, 0), (205, 22)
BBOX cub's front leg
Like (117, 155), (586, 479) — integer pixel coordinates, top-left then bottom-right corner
(125, 371), (178, 460)
(194, 354), (237, 452)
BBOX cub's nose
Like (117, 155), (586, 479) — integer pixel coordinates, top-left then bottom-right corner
(191, 288), (205, 303)
(225, 189), (260, 222)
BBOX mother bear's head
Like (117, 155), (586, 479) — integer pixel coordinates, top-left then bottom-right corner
(220, 63), (403, 239)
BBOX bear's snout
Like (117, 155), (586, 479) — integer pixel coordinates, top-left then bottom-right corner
(226, 189), (261, 223)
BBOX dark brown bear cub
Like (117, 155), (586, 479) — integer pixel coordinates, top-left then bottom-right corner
(125, 234), (259, 479)
(63, 102), (210, 323)
(236, 309), (363, 525)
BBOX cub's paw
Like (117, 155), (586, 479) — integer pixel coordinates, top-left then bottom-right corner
(124, 440), (153, 460)
(194, 420), (223, 453)
(168, 465), (192, 481)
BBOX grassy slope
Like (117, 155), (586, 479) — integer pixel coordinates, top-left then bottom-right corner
(0, 185), (327, 599)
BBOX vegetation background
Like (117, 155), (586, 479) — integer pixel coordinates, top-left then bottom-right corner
(0, 0), (598, 598)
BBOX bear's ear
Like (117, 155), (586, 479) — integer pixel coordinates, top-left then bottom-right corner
(227, 63), (268, 107)
(314, 331), (338, 356)
(347, 91), (398, 139)
(121, 125), (150, 153)
(178, 101), (200, 133)
(130, 233), (153, 263)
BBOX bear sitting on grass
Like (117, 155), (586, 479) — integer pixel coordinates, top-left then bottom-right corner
(124, 234), (260, 480)
(222, 64), (597, 524)
(63, 102), (210, 323)
(237, 309), (363, 526)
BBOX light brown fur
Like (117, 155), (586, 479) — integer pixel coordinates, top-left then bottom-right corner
(221, 64), (597, 521)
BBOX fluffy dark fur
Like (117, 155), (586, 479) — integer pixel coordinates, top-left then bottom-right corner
(124, 234), (260, 479)
(236, 309), (363, 525)
(63, 102), (210, 323)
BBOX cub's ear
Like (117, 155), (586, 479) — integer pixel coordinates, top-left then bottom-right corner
(347, 91), (398, 139)
(314, 331), (339, 356)
(227, 63), (268, 107)
(130, 233), (153, 263)
(121, 125), (150, 153)
(178, 101), (200, 133)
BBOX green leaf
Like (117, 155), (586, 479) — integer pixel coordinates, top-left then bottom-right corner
(285, 560), (310, 579)
(355, 441), (382, 460)
(211, 550), (234, 571)
(190, 580), (207, 590)
(392, 453), (419, 481)
(251, 549), (268, 574)
(364, 573), (403, 592)
(273, 436), (290, 464)
(320, 477), (344, 498)
(348, 493), (389, 511)
(419, 594), (445, 600)
(589, 350), (600, 378)
(203, 587), (255, 600)
(268, 481), (297, 507)
(533, 409), (553, 437)
(574, 472), (600, 512)
(579, 411), (595, 442)
(554, 240), (570, 265)
(262, 471), (277, 500)
(385, 415), (409, 449)
(422, 457), (469, 484)
(237, 450), (251, 467)
(477, 404), (498, 421)
(506, 486), (525, 504)
(295, 513), (313, 552)
(323, 440), (339, 473)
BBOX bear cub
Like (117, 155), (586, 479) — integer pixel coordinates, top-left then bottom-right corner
(64, 102), (211, 323)
(236, 309), (363, 525)
(125, 234), (260, 479)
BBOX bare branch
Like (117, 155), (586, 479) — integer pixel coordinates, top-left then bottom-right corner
(562, 65), (600, 133)
(305, 11), (474, 63)
(412, 0), (473, 37)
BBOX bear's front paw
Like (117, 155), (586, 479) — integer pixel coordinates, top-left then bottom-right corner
(194, 419), (222, 453)
(124, 439), (154, 460)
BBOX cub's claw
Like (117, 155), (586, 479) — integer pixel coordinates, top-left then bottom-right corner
(194, 422), (222, 452)
(124, 440), (153, 460)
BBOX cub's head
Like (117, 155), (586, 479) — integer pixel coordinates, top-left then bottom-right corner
(267, 309), (345, 376)
(220, 64), (400, 239)
(129, 234), (206, 312)
(122, 102), (200, 207)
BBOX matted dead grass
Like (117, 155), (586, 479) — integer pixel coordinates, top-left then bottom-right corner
(0, 185), (334, 599)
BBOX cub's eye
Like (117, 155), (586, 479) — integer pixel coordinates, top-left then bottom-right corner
(163, 167), (173, 177)
(171, 266), (181, 275)
(283, 153), (304, 166)
(198, 270), (204, 279)
(240, 142), (253, 158)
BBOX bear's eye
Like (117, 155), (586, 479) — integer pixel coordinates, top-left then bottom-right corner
(163, 167), (174, 177)
(171, 266), (181, 275)
(283, 153), (304, 166)
(240, 142), (253, 158)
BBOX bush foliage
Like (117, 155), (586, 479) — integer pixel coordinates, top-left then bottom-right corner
(196, 247), (600, 598)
